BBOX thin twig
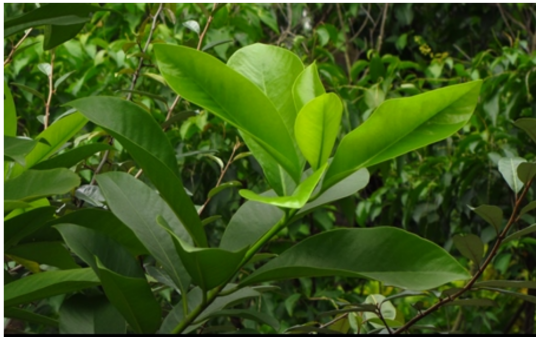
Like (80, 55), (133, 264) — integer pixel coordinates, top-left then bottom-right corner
(453, 44), (471, 61)
(496, 3), (515, 38)
(319, 313), (349, 329)
(376, 307), (393, 334)
(276, 3), (293, 45)
(44, 51), (55, 129)
(376, 3), (389, 53)
(394, 178), (534, 334)
(197, 3), (217, 50)
(336, 4), (353, 83)
(4, 28), (33, 66)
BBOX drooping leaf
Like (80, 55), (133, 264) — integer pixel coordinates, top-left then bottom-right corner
(9, 112), (88, 178)
(95, 257), (162, 334)
(158, 217), (248, 290)
(323, 80), (483, 190)
(295, 93), (342, 171)
(4, 136), (38, 165)
(520, 201), (536, 217)
(517, 162), (536, 184)
(4, 81), (17, 137)
(469, 205), (503, 233)
(4, 207), (56, 249)
(208, 181), (242, 198)
(220, 196), (284, 251)
(503, 224), (536, 243)
(4, 268), (100, 307)
(6, 241), (79, 270)
(444, 299), (498, 307)
(154, 44), (302, 183)
(239, 163), (327, 209)
(498, 157), (526, 194)
(293, 62), (326, 112)
(514, 118), (536, 144)
(96, 172), (191, 292)
(452, 234), (484, 265)
(67, 97), (207, 247)
(203, 309), (280, 330)
(32, 143), (112, 170)
(474, 280), (536, 289)
(4, 308), (58, 328)
(241, 227), (470, 290)
(59, 294), (126, 334)
(4, 168), (80, 203)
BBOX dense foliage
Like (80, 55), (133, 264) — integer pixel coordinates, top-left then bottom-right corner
(3, 3), (536, 334)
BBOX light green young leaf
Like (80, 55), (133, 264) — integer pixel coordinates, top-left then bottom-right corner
(241, 227), (470, 290)
(182, 20), (200, 34)
(323, 80), (482, 190)
(67, 97), (206, 247)
(239, 163), (327, 209)
(498, 157), (526, 194)
(363, 294), (396, 329)
(155, 44), (302, 183)
(293, 62), (326, 112)
(5, 168), (80, 203)
(295, 93), (342, 171)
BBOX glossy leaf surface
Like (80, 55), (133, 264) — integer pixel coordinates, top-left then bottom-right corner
(241, 228), (470, 290)
(292, 62), (326, 112)
(323, 81), (482, 190)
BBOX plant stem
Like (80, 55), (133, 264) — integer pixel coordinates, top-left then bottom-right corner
(394, 178), (533, 334)
(44, 50), (55, 129)
(376, 3), (389, 53)
(336, 4), (352, 83)
(4, 28), (33, 66)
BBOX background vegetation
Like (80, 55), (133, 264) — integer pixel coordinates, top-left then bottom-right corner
(4, 3), (536, 334)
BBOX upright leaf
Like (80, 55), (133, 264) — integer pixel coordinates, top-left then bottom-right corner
(295, 93), (342, 170)
(154, 44), (302, 183)
(293, 62), (326, 112)
(59, 295), (126, 334)
(323, 81), (482, 190)
(67, 97), (207, 247)
(498, 157), (526, 194)
(241, 227), (470, 290)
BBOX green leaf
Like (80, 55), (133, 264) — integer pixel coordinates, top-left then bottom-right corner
(469, 205), (503, 233)
(363, 294), (396, 329)
(9, 112), (88, 178)
(4, 207), (56, 249)
(444, 299), (498, 307)
(323, 80), (483, 190)
(158, 217), (248, 290)
(182, 20), (200, 34)
(241, 227), (470, 290)
(4, 200), (33, 212)
(32, 143), (112, 170)
(208, 181), (242, 198)
(6, 241), (79, 270)
(95, 257), (162, 333)
(4, 268), (100, 307)
(299, 168), (370, 215)
(44, 22), (85, 50)
(293, 62), (326, 112)
(481, 287), (536, 304)
(239, 163), (327, 209)
(202, 215), (222, 226)
(4, 136), (39, 166)
(54, 70), (76, 89)
(203, 309), (280, 330)
(503, 224), (536, 243)
(4, 81), (17, 136)
(10, 82), (45, 101)
(67, 97), (207, 247)
(295, 93), (342, 171)
(220, 196), (284, 251)
(520, 201), (536, 217)
(4, 168), (80, 203)
(364, 84), (385, 110)
(517, 162), (536, 184)
(474, 280), (536, 289)
(5, 307), (59, 328)
(498, 157), (526, 194)
(155, 44), (302, 183)
(96, 172), (191, 292)
(514, 118), (536, 143)
(452, 234), (484, 265)
(59, 295), (126, 334)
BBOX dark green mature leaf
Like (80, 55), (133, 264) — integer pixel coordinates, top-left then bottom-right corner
(44, 22), (85, 50)
(4, 268), (100, 307)
(4, 207), (56, 249)
(323, 80), (483, 190)
(4, 81), (17, 137)
(95, 258), (162, 334)
(503, 224), (536, 243)
(10, 83), (45, 101)
(4, 168), (80, 202)
(520, 201), (536, 217)
(208, 181), (242, 198)
(5, 308), (58, 328)
(59, 295), (126, 334)
(220, 196), (284, 251)
(4, 136), (38, 165)
(32, 143), (112, 170)
(293, 62), (326, 112)
(96, 172), (191, 292)
(6, 242), (79, 270)
(469, 205), (503, 233)
(452, 234), (484, 265)
(241, 228), (470, 290)
(498, 157), (526, 194)
(9, 112), (88, 178)
(155, 44), (302, 183)
(444, 299), (498, 307)
(239, 164), (327, 209)
(514, 118), (536, 143)
(517, 162), (536, 184)
(67, 97), (207, 247)
(204, 309), (280, 330)
(295, 94), (342, 171)
(474, 280), (536, 289)
(482, 287), (536, 304)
